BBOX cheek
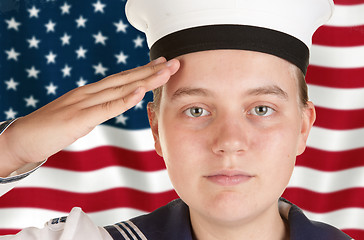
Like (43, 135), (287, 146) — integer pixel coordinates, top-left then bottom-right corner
(254, 123), (299, 185)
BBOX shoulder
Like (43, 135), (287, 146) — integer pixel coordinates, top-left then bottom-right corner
(104, 199), (193, 240)
(283, 199), (353, 240)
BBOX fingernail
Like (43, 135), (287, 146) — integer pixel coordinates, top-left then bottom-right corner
(166, 59), (174, 67)
(152, 57), (165, 65)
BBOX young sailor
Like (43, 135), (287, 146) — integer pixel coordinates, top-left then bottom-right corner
(0, 0), (354, 239)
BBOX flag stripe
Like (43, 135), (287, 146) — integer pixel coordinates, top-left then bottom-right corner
(64, 125), (155, 152)
(304, 208), (364, 230)
(3, 187), (363, 215)
(9, 166), (364, 195)
(47, 147), (166, 172)
(334, 0), (364, 5)
(288, 167), (364, 193)
(310, 45), (364, 68)
(313, 25), (364, 47)
(0, 188), (178, 213)
(283, 188), (364, 213)
(308, 84), (364, 110)
(326, 4), (364, 26)
(313, 107), (364, 130)
(306, 66), (364, 89)
(297, 147), (364, 171)
(307, 127), (364, 152)
(16, 167), (173, 193)
(341, 230), (364, 240)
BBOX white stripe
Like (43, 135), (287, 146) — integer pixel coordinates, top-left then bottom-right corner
(304, 208), (364, 231)
(64, 125), (155, 152)
(126, 221), (147, 240)
(308, 84), (364, 110)
(310, 45), (364, 69)
(119, 222), (138, 240)
(16, 166), (173, 193)
(288, 166), (364, 193)
(114, 224), (131, 240)
(326, 4), (364, 27)
(307, 126), (364, 152)
(0, 207), (146, 230)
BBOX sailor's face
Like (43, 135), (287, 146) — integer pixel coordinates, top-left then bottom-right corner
(149, 50), (315, 226)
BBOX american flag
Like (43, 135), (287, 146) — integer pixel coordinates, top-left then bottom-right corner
(0, 0), (363, 239)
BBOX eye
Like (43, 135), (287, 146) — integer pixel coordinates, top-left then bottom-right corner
(184, 107), (210, 118)
(249, 105), (274, 116)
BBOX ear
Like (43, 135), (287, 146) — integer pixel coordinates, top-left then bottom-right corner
(147, 102), (163, 157)
(296, 101), (316, 156)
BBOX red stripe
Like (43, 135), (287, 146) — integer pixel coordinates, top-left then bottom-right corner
(283, 187), (364, 212)
(342, 229), (364, 240)
(314, 107), (364, 130)
(313, 25), (364, 47)
(297, 147), (364, 171)
(0, 188), (178, 213)
(46, 147), (166, 171)
(334, 0), (364, 5)
(0, 229), (20, 235)
(48, 146), (364, 173)
(306, 65), (364, 89)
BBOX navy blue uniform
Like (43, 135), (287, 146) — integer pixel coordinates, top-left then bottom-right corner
(105, 198), (353, 240)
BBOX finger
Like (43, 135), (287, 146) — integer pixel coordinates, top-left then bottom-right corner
(73, 60), (179, 110)
(84, 57), (170, 93)
(81, 87), (147, 127)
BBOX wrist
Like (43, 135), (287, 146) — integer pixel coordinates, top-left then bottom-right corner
(0, 119), (29, 177)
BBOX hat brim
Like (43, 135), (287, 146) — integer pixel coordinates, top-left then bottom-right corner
(150, 25), (309, 75)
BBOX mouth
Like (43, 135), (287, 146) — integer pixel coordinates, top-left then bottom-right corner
(205, 170), (254, 186)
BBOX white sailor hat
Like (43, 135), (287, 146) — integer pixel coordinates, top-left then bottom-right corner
(126, 0), (334, 75)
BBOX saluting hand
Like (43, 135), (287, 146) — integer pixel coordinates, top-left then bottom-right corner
(0, 57), (179, 177)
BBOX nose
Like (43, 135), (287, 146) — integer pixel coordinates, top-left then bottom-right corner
(211, 115), (248, 155)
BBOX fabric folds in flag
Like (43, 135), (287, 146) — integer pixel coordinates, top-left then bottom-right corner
(0, 0), (363, 239)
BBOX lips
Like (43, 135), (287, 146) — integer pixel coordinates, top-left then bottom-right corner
(205, 170), (254, 186)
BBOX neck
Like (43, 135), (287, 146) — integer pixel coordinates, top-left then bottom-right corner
(190, 202), (290, 240)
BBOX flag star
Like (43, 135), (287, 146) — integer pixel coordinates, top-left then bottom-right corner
(133, 36), (144, 48)
(24, 95), (39, 108)
(5, 78), (19, 91)
(134, 100), (144, 110)
(60, 33), (71, 46)
(45, 51), (57, 64)
(60, 2), (71, 15)
(45, 20), (56, 32)
(5, 17), (21, 31)
(28, 6), (40, 18)
(115, 51), (128, 64)
(4, 108), (17, 120)
(92, 63), (108, 76)
(114, 20), (128, 33)
(92, 0), (106, 13)
(75, 15), (87, 28)
(75, 46), (87, 59)
(76, 77), (87, 87)
(93, 31), (108, 45)
(27, 36), (41, 48)
(26, 66), (40, 79)
(115, 114), (128, 125)
(61, 64), (72, 77)
(45, 82), (58, 95)
(5, 48), (20, 61)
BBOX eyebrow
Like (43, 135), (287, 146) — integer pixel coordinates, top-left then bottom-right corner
(246, 85), (288, 100)
(171, 87), (212, 100)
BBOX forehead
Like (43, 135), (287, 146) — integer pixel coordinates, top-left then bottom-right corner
(163, 49), (297, 99)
